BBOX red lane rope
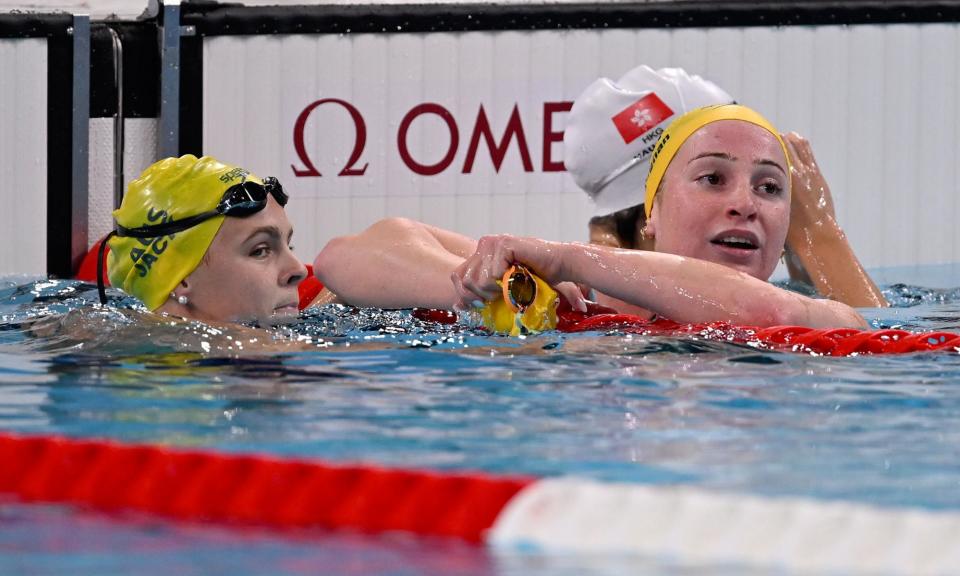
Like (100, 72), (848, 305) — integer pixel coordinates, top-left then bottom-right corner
(559, 313), (960, 355)
(413, 300), (960, 356)
(0, 433), (533, 542)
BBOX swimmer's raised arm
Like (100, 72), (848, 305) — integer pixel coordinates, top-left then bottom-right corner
(453, 235), (867, 330)
(314, 217), (475, 309)
(782, 133), (887, 307)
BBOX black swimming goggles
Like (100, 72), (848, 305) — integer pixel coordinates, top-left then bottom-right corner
(97, 177), (288, 304)
(116, 177), (288, 238)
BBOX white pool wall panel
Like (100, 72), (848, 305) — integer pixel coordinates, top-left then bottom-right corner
(0, 38), (46, 276)
(203, 31), (589, 264)
(202, 23), (960, 270)
(87, 118), (158, 244)
(88, 119), (114, 244)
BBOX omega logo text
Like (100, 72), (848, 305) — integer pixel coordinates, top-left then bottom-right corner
(291, 100), (573, 178)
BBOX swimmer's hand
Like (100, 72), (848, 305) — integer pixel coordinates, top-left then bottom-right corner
(784, 132), (837, 232)
(451, 234), (587, 313)
(782, 132), (887, 308)
(783, 131), (836, 286)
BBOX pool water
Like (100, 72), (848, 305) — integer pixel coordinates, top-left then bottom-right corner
(1, 276), (959, 574)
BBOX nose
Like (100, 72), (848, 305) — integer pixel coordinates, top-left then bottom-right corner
(726, 180), (759, 221)
(280, 247), (308, 287)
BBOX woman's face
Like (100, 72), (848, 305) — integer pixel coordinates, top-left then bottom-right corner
(645, 120), (790, 280)
(177, 195), (307, 325)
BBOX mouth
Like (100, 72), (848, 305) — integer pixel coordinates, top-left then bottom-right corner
(273, 302), (300, 315)
(710, 232), (760, 252)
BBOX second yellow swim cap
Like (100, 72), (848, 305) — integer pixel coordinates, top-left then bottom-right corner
(107, 155), (263, 311)
(644, 104), (792, 219)
(481, 265), (559, 336)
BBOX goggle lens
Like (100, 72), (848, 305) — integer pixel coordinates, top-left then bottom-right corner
(218, 182), (268, 217)
(502, 265), (537, 312)
(218, 178), (287, 215)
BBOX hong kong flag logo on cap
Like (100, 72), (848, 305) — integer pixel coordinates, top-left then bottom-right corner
(612, 93), (674, 144)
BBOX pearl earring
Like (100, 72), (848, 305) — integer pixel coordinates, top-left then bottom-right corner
(171, 291), (188, 306)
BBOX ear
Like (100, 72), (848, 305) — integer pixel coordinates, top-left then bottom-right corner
(643, 204), (658, 240)
(168, 278), (193, 308)
(156, 278), (192, 316)
(634, 210), (656, 251)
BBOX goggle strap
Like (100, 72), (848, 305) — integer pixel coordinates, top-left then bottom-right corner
(116, 208), (221, 238)
(97, 230), (118, 305)
(114, 177), (284, 240)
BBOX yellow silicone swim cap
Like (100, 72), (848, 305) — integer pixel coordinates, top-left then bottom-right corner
(644, 104), (792, 219)
(482, 265), (559, 336)
(107, 155), (262, 311)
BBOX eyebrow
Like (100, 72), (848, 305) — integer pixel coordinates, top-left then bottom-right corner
(691, 152), (735, 163)
(755, 158), (787, 176)
(244, 225), (294, 244)
(691, 152), (787, 176)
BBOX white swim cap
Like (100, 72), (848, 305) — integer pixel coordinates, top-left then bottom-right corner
(564, 65), (734, 217)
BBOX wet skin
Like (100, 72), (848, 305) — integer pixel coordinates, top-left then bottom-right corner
(645, 120), (791, 282)
(172, 195), (307, 325)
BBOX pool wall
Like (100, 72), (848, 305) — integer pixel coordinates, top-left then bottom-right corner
(2, 1), (960, 277)
(0, 36), (47, 275)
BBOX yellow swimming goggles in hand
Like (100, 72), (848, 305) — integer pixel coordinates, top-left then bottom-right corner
(481, 264), (559, 336)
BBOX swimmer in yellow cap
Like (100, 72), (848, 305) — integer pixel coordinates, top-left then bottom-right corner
(101, 155), (307, 325)
(449, 104), (866, 329)
(563, 65), (885, 310)
(316, 67), (884, 323)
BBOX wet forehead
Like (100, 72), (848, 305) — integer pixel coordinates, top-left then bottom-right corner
(674, 119), (786, 168)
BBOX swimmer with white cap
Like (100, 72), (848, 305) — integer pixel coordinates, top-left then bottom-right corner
(565, 65), (885, 309)
(315, 66), (880, 325)
(566, 65), (733, 232)
(451, 103), (866, 329)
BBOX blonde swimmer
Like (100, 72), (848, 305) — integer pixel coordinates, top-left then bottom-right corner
(316, 67), (884, 317)
(565, 65), (885, 309)
(452, 105), (867, 330)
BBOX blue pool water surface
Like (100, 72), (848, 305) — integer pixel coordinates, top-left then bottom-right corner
(1, 274), (959, 574)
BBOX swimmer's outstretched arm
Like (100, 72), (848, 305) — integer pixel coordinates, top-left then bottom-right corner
(314, 217), (475, 309)
(453, 235), (867, 330)
(782, 133), (887, 308)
